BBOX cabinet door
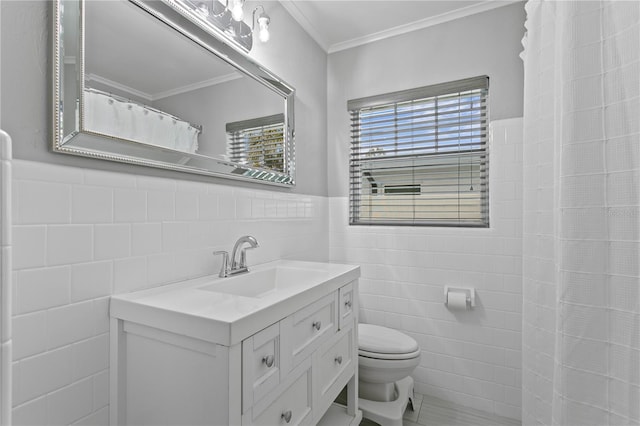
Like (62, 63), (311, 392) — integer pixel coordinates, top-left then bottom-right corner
(315, 325), (355, 419)
(338, 282), (355, 330)
(242, 322), (281, 412)
(280, 292), (338, 373)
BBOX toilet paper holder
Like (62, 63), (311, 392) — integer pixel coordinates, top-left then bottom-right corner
(444, 286), (476, 308)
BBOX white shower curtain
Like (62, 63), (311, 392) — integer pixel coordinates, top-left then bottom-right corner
(522, 1), (639, 425)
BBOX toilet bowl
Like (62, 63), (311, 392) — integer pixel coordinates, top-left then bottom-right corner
(358, 324), (421, 426)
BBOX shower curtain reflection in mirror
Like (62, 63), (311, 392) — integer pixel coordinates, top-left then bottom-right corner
(84, 89), (200, 153)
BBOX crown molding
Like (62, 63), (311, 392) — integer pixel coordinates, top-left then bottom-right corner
(85, 72), (243, 102)
(152, 72), (243, 100)
(329, 1), (520, 54)
(280, 1), (520, 54)
(279, 0), (330, 52)
(86, 73), (153, 101)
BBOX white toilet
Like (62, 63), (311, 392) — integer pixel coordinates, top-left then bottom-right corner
(358, 323), (421, 426)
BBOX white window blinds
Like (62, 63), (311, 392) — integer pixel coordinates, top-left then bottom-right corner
(226, 114), (285, 172)
(348, 76), (489, 227)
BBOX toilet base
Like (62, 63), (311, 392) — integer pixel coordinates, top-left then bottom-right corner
(359, 376), (415, 426)
(359, 381), (396, 402)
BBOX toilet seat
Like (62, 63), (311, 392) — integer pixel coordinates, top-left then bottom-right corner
(358, 323), (419, 355)
(359, 348), (421, 361)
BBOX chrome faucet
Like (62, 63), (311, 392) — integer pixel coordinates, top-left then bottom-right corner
(213, 235), (259, 277)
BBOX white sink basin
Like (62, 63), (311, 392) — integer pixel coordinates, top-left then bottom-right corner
(198, 265), (328, 298)
(110, 260), (360, 346)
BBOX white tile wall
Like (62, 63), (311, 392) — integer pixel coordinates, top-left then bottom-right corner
(1, 130), (14, 426)
(11, 160), (329, 425)
(10, 120), (523, 424)
(329, 118), (524, 420)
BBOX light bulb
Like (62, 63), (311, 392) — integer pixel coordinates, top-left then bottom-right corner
(258, 16), (270, 42)
(231, 0), (244, 21)
(259, 27), (270, 43)
(196, 1), (209, 16)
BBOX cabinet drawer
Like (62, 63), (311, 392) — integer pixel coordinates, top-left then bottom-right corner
(338, 282), (355, 330)
(281, 293), (338, 371)
(249, 360), (313, 426)
(317, 326), (355, 412)
(242, 322), (280, 411)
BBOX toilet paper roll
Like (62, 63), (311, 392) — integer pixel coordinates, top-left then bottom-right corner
(447, 292), (468, 309)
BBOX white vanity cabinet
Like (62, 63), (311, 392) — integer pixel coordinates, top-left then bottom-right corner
(109, 260), (361, 426)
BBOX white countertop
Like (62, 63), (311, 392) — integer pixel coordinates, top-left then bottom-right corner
(110, 260), (360, 346)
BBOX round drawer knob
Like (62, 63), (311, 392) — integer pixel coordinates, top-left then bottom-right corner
(335, 355), (343, 364)
(344, 300), (352, 308)
(262, 355), (274, 368)
(282, 410), (292, 423)
(312, 321), (321, 331)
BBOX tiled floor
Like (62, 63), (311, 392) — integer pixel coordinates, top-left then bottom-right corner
(360, 393), (521, 426)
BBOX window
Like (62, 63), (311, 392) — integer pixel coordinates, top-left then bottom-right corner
(226, 114), (285, 172)
(348, 76), (489, 227)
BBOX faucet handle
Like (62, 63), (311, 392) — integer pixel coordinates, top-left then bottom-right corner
(213, 250), (229, 278)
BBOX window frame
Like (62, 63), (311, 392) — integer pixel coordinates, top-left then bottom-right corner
(348, 76), (489, 228)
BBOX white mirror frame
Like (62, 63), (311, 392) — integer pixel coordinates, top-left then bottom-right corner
(52, 0), (296, 186)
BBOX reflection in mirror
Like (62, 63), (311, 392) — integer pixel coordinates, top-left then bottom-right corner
(54, 0), (295, 186)
(227, 114), (285, 172)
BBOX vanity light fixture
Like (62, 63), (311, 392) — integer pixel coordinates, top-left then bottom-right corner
(253, 5), (270, 43)
(178, 0), (270, 52)
(194, 0), (228, 19)
(230, 0), (245, 21)
(196, 1), (210, 15)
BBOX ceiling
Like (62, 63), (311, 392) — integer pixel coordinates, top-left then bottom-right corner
(278, 0), (519, 53)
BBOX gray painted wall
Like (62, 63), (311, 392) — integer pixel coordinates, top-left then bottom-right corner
(1, 1), (524, 198)
(327, 2), (526, 197)
(153, 75), (283, 159)
(0, 0), (328, 196)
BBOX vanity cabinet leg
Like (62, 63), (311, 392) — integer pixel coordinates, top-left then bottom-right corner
(346, 374), (358, 416)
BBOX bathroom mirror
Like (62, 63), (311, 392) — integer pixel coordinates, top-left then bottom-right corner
(53, 0), (295, 186)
